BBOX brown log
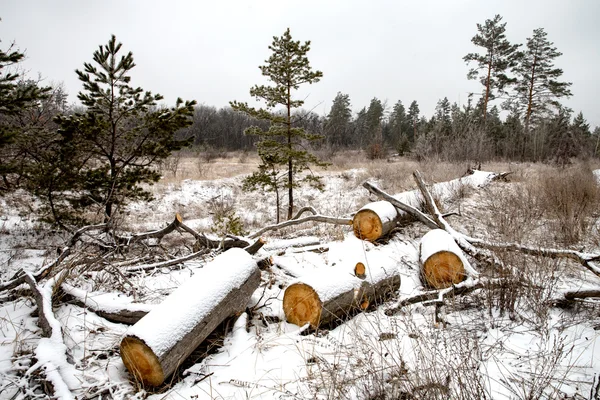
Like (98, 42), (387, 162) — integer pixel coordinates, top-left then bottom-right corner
(249, 214), (352, 239)
(120, 248), (260, 387)
(420, 229), (470, 289)
(283, 262), (400, 329)
(353, 201), (401, 241)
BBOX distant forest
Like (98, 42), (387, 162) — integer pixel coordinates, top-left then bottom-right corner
(179, 15), (597, 164)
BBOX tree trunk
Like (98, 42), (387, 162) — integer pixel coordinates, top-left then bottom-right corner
(120, 248), (260, 387)
(420, 229), (471, 289)
(283, 261), (400, 328)
(353, 201), (401, 241)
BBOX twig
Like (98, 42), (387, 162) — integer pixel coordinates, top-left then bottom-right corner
(249, 214), (352, 239)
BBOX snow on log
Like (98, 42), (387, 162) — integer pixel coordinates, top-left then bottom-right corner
(420, 229), (471, 289)
(356, 170), (504, 241)
(119, 248), (260, 387)
(353, 200), (400, 241)
(283, 258), (400, 328)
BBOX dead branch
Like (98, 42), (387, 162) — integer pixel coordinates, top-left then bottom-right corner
(61, 283), (151, 325)
(249, 214), (352, 239)
(292, 206), (318, 220)
(124, 249), (211, 273)
(116, 214), (183, 244)
(24, 273), (54, 337)
(25, 271), (77, 399)
(244, 238), (266, 255)
(385, 278), (501, 316)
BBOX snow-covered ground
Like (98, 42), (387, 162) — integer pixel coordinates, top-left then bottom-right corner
(1, 162), (599, 399)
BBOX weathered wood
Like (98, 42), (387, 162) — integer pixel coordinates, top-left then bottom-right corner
(61, 283), (152, 325)
(420, 229), (470, 289)
(362, 182), (438, 230)
(120, 248), (260, 387)
(353, 201), (401, 241)
(283, 261), (400, 328)
(249, 214), (352, 239)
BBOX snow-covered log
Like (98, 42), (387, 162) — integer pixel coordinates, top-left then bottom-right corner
(352, 201), (400, 241)
(420, 229), (471, 289)
(283, 261), (400, 328)
(119, 248), (260, 387)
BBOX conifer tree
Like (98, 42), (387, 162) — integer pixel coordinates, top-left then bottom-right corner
(389, 100), (409, 154)
(231, 28), (325, 221)
(407, 100), (420, 139)
(0, 43), (50, 189)
(324, 92), (352, 149)
(464, 14), (520, 122)
(55, 35), (195, 222)
(511, 28), (572, 129)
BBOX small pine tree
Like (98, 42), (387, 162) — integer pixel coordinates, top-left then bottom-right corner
(54, 35), (196, 223)
(231, 28), (326, 221)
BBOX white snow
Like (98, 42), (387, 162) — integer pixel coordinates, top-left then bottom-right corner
(1, 166), (599, 399)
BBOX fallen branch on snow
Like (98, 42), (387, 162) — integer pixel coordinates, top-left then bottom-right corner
(24, 271), (78, 399)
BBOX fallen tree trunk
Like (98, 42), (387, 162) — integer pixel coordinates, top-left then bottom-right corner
(283, 260), (400, 328)
(420, 229), (471, 289)
(61, 283), (153, 324)
(353, 201), (401, 241)
(120, 248), (260, 387)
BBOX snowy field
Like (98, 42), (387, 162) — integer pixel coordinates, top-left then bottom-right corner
(1, 157), (600, 399)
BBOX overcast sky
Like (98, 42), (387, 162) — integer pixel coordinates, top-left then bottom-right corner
(2, 0), (599, 128)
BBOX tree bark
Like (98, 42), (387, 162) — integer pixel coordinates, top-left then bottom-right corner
(283, 261), (400, 329)
(120, 248), (260, 387)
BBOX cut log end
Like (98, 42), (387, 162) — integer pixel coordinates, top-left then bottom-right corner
(353, 210), (383, 241)
(422, 250), (466, 289)
(355, 262), (367, 279)
(283, 283), (322, 328)
(120, 336), (164, 387)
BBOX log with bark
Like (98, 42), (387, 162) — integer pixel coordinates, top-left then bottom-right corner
(283, 259), (400, 328)
(119, 248), (260, 387)
(353, 201), (401, 241)
(420, 229), (472, 289)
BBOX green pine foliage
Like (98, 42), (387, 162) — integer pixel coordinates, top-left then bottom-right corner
(231, 28), (326, 222)
(464, 14), (520, 122)
(324, 92), (352, 150)
(0, 44), (51, 189)
(511, 28), (572, 129)
(52, 35), (196, 223)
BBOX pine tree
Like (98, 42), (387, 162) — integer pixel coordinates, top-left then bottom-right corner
(0, 43), (50, 190)
(365, 97), (385, 158)
(324, 92), (352, 149)
(54, 35), (195, 222)
(389, 100), (410, 154)
(231, 28), (325, 221)
(464, 14), (520, 122)
(407, 101), (420, 140)
(512, 28), (572, 129)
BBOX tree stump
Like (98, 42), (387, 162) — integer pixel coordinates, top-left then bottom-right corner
(120, 248), (260, 387)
